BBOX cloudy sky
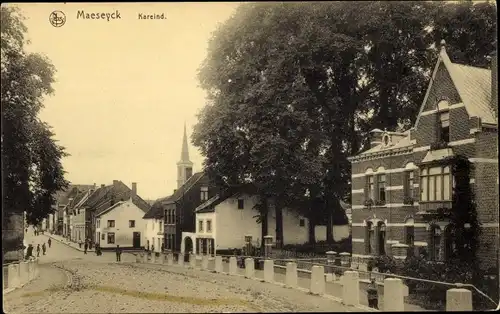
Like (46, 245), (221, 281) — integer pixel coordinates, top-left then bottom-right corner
(13, 3), (239, 200)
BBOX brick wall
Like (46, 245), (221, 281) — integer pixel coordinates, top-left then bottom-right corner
(422, 63), (462, 112)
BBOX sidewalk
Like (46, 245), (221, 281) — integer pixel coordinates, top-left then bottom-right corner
(44, 234), (94, 252)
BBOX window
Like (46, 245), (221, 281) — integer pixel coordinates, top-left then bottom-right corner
(159, 221), (163, 232)
(107, 232), (115, 244)
(129, 220), (135, 228)
(404, 171), (414, 198)
(96, 219), (100, 228)
(206, 220), (212, 232)
(378, 174), (386, 202)
(107, 220), (115, 228)
(299, 219), (305, 227)
(420, 166), (451, 201)
(378, 223), (386, 255)
(439, 111), (450, 143)
(405, 226), (415, 246)
(185, 167), (193, 179)
(365, 222), (374, 254)
(198, 220), (204, 232)
(431, 226), (442, 261)
(237, 199), (245, 209)
(367, 176), (375, 200)
(200, 186), (209, 201)
(101, 233), (105, 240)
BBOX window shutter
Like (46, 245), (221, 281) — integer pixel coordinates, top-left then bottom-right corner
(374, 224), (380, 255)
(364, 177), (369, 200)
(364, 225), (370, 254)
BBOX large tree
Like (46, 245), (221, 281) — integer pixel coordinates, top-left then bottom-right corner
(194, 1), (496, 246)
(1, 6), (69, 261)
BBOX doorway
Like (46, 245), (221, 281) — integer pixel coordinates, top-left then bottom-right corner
(133, 232), (141, 248)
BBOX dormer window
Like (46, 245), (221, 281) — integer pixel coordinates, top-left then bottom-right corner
(383, 134), (390, 146)
(437, 100), (450, 143)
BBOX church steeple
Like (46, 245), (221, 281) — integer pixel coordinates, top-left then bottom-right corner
(180, 122), (190, 162)
(177, 122), (193, 188)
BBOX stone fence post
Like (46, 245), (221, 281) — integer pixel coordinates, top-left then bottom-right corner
(446, 288), (473, 311)
(342, 271), (360, 306)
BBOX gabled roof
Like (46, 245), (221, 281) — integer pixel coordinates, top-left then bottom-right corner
(143, 195), (172, 219)
(415, 42), (496, 128)
(79, 181), (151, 215)
(162, 172), (205, 205)
(195, 183), (258, 214)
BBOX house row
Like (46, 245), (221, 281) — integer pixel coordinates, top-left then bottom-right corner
(44, 181), (152, 249)
(347, 41), (498, 271)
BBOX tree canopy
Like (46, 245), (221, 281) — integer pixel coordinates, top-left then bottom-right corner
(193, 1), (496, 244)
(1, 6), (69, 228)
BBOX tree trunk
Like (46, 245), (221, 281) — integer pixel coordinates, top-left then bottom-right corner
(2, 210), (25, 263)
(308, 216), (316, 245)
(275, 199), (284, 249)
(326, 209), (334, 244)
(260, 197), (269, 249)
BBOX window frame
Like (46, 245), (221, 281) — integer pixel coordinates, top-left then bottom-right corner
(367, 175), (375, 200)
(377, 174), (386, 203)
(198, 220), (204, 232)
(299, 218), (305, 227)
(404, 170), (415, 198)
(420, 166), (452, 202)
(237, 199), (245, 210)
(206, 219), (212, 232)
(200, 186), (209, 202)
(129, 220), (135, 228)
(107, 232), (115, 244)
(107, 220), (115, 228)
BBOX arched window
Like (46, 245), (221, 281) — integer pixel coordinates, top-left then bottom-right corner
(378, 222), (387, 255)
(437, 100), (450, 143)
(405, 218), (415, 246)
(365, 221), (373, 254)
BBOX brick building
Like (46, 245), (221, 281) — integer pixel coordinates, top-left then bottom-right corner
(348, 41), (498, 271)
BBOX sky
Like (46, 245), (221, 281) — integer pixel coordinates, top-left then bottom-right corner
(11, 3), (239, 200)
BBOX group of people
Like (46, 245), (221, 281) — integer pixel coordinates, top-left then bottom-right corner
(25, 238), (51, 259)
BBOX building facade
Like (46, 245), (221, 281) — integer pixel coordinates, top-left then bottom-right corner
(95, 199), (147, 249)
(192, 187), (351, 254)
(348, 42), (498, 271)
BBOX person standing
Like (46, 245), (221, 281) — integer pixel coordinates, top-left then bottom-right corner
(25, 244), (34, 260)
(36, 244), (41, 257)
(84, 241), (88, 254)
(115, 245), (122, 262)
(42, 243), (46, 255)
(367, 278), (379, 309)
(48, 238), (52, 248)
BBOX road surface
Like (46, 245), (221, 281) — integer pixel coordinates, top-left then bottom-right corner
(3, 230), (362, 313)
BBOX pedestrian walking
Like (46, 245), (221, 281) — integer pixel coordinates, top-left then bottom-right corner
(95, 243), (101, 256)
(84, 242), (88, 254)
(36, 244), (41, 257)
(48, 238), (52, 248)
(367, 278), (379, 309)
(115, 245), (122, 262)
(25, 244), (34, 259)
(78, 240), (83, 249)
(42, 243), (46, 255)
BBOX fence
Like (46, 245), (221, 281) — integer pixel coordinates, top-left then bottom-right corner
(3, 258), (39, 293)
(129, 250), (496, 311)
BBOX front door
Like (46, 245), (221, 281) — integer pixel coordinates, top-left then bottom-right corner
(133, 232), (141, 248)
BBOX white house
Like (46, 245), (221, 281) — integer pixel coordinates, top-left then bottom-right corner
(95, 199), (148, 249)
(142, 198), (169, 252)
(185, 187), (350, 254)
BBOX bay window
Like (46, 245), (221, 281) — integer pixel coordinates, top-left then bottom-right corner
(420, 166), (452, 201)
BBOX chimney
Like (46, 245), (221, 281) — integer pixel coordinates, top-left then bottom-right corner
(101, 184), (105, 188)
(113, 180), (119, 187)
(369, 128), (384, 148)
(174, 189), (177, 194)
(131, 182), (137, 199)
(491, 52), (498, 118)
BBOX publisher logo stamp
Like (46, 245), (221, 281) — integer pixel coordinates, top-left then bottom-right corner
(49, 11), (66, 28)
